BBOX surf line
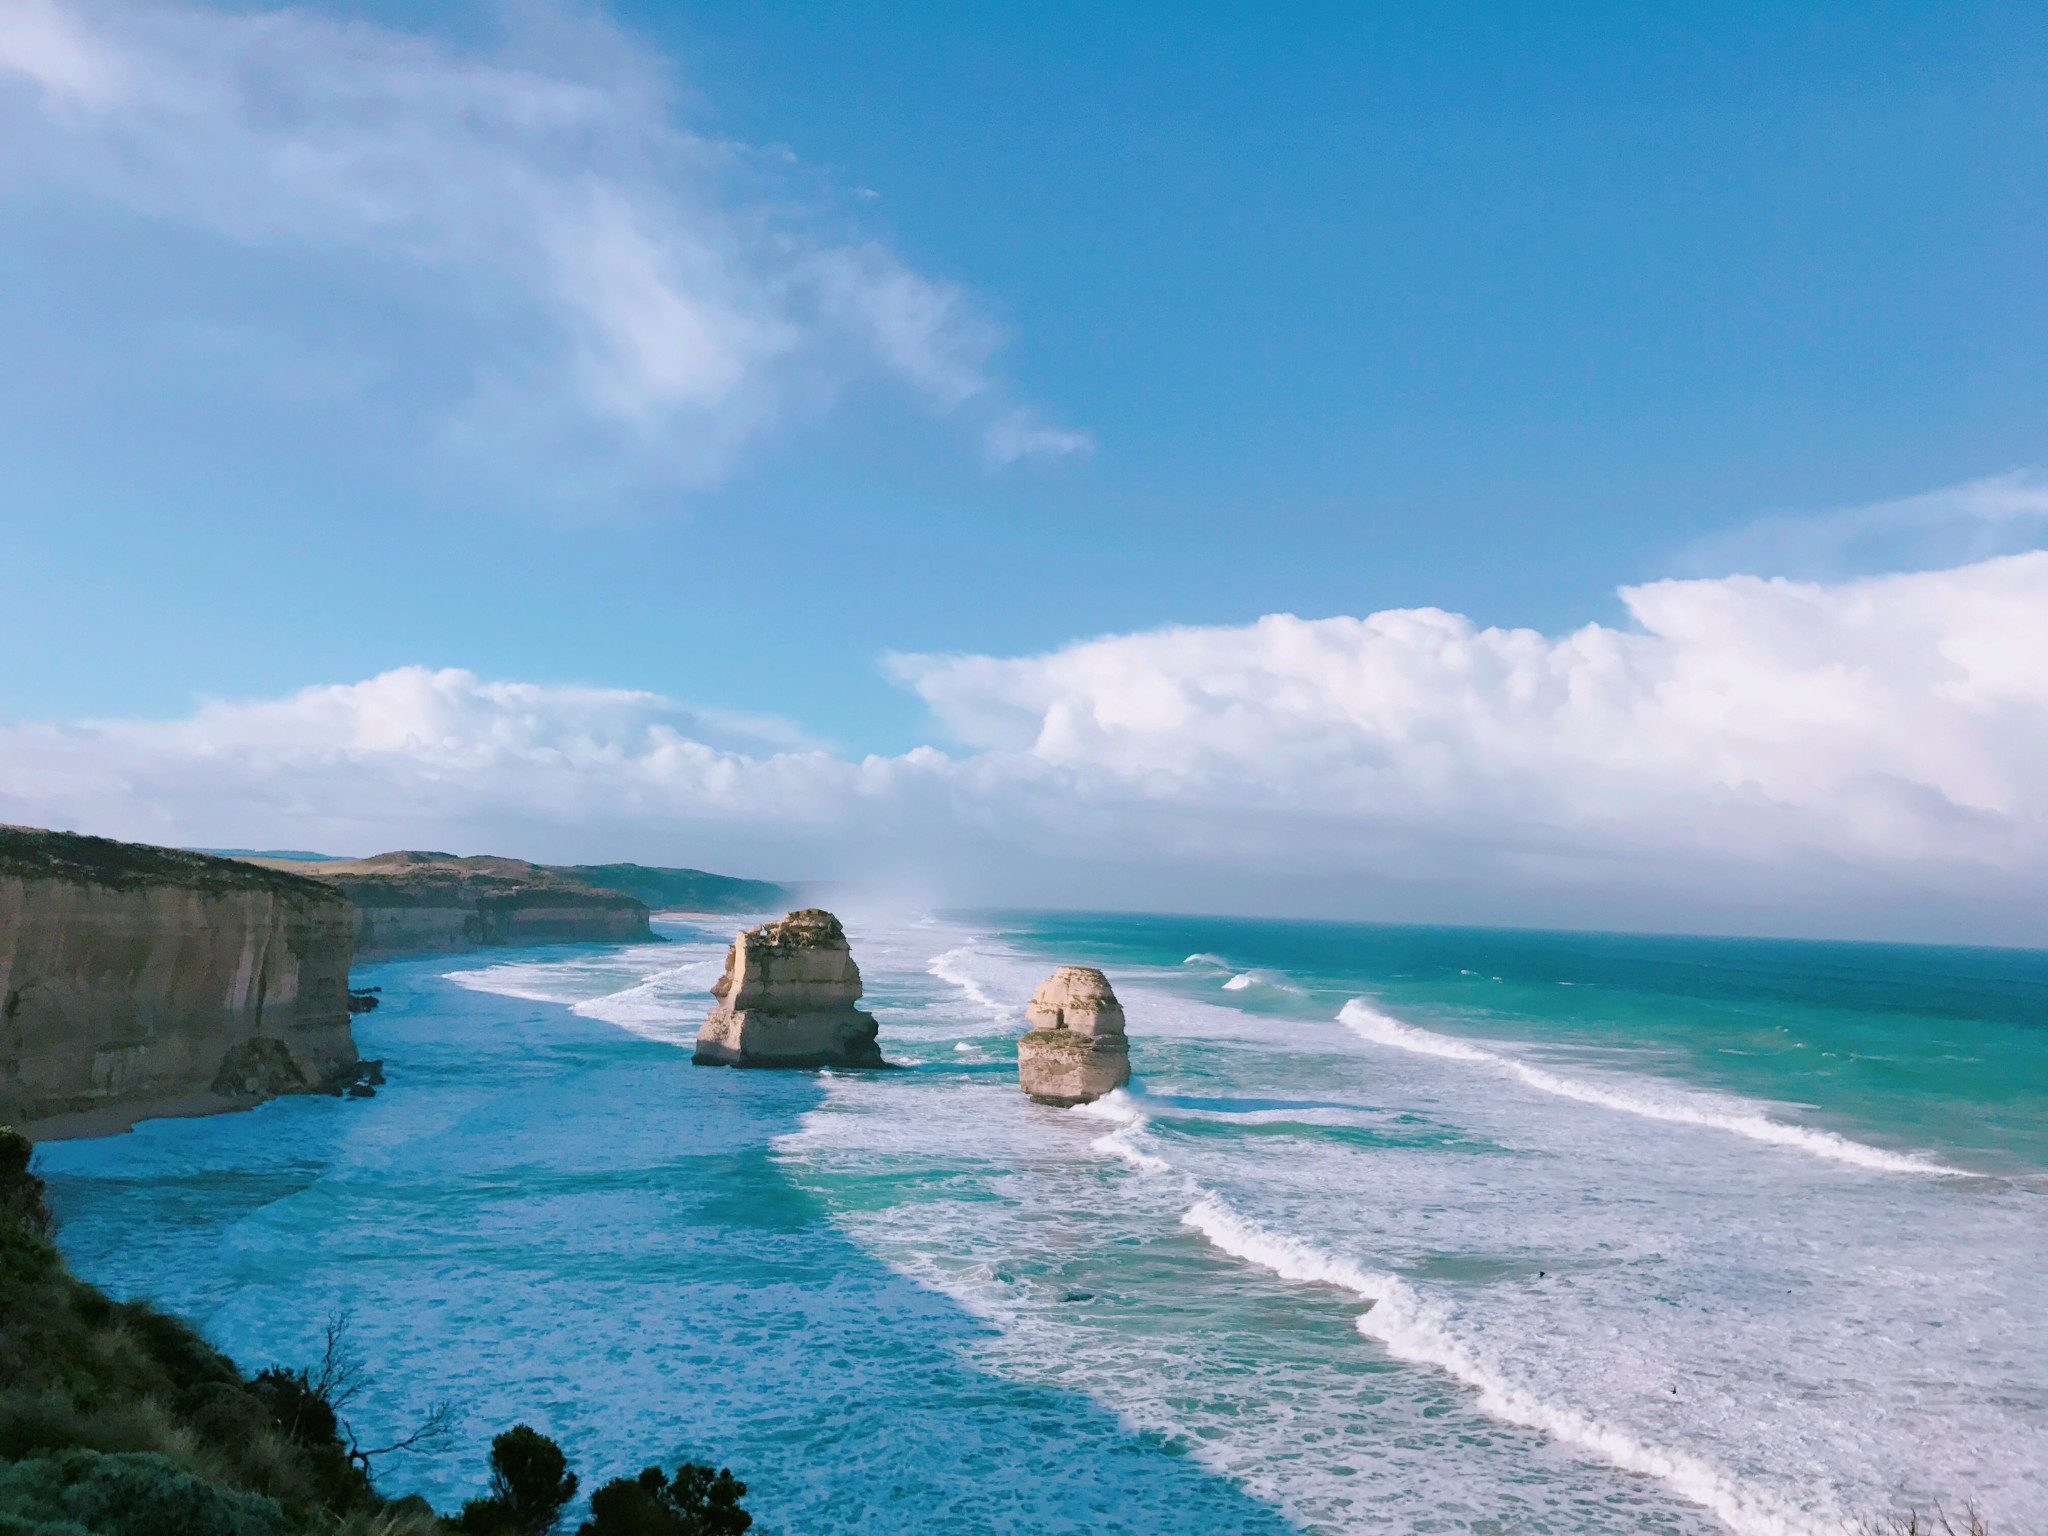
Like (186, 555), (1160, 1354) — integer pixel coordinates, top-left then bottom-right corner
(1336, 999), (1961, 1177)
(927, 945), (1020, 1026)
(1065, 1104), (1831, 1536)
(1181, 1196), (1832, 1536)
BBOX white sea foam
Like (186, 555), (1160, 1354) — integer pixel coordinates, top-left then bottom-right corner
(445, 939), (727, 1047)
(1182, 952), (1230, 968)
(1071, 1091), (1175, 1175)
(1222, 969), (1302, 994)
(1180, 1196), (1833, 1536)
(1336, 999), (1959, 1177)
(928, 946), (1020, 1024)
(1070, 1092), (1837, 1535)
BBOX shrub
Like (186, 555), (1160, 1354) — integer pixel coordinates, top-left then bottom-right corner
(451, 1427), (578, 1536)
(0, 1447), (287, 1536)
(0, 1129), (52, 1240)
(577, 1463), (750, 1536)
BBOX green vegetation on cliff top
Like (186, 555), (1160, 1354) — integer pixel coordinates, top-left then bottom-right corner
(244, 853), (791, 916)
(0, 828), (343, 904)
(0, 829), (788, 918)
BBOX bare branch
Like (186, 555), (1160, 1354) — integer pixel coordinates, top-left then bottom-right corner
(311, 1309), (366, 1413)
(349, 1400), (459, 1470)
(1856, 1504), (1993, 1536)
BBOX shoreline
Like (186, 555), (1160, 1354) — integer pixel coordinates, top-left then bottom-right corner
(19, 1089), (271, 1143)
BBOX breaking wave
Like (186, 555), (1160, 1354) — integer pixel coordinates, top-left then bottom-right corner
(1180, 1196), (1832, 1536)
(928, 946), (1019, 1024)
(1336, 999), (1959, 1177)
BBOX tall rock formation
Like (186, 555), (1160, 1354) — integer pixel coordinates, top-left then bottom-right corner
(1, 827), (361, 1137)
(693, 909), (885, 1069)
(1017, 966), (1131, 1106)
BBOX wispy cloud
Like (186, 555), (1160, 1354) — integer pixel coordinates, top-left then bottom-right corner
(7, 556), (2047, 942)
(1676, 471), (2048, 580)
(0, 0), (1087, 486)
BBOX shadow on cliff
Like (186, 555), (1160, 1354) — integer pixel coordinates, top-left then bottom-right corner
(36, 947), (1302, 1536)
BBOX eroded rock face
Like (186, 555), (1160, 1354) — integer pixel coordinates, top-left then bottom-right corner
(1018, 966), (1131, 1106)
(1, 826), (361, 1137)
(693, 909), (884, 1069)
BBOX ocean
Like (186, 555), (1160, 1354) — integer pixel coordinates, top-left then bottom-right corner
(34, 911), (2048, 1535)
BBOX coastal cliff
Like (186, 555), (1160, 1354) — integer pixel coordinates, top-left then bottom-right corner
(248, 852), (655, 958)
(1, 827), (360, 1138)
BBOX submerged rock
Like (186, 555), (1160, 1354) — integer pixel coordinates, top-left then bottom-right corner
(1017, 966), (1131, 1106)
(693, 909), (885, 1069)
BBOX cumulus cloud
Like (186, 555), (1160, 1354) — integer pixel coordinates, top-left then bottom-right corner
(0, 0), (1086, 482)
(4, 556), (2045, 942)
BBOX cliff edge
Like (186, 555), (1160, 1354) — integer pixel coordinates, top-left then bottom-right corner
(1, 826), (361, 1138)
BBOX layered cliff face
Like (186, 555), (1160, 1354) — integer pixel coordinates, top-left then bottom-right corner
(1017, 966), (1131, 1106)
(694, 909), (885, 1069)
(0, 827), (361, 1137)
(249, 852), (653, 958)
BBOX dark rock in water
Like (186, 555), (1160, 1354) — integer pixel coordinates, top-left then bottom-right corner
(346, 1084), (376, 1099)
(346, 990), (380, 1014)
(211, 1037), (312, 1099)
(693, 909), (886, 1069)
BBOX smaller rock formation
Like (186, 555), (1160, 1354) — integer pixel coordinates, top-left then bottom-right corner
(693, 909), (885, 1069)
(1017, 966), (1131, 1106)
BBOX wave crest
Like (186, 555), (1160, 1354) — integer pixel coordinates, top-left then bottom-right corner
(1336, 999), (1957, 1177)
(1181, 1196), (1832, 1536)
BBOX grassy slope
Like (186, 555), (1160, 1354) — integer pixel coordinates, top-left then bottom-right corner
(0, 1130), (435, 1536)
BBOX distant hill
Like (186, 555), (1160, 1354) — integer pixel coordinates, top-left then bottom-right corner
(241, 851), (650, 956)
(547, 862), (794, 914)
(236, 851), (795, 955)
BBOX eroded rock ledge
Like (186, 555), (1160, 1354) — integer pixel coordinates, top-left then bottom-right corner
(1, 826), (362, 1137)
(693, 908), (885, 1069)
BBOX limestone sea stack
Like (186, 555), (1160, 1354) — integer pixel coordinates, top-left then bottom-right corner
(693, 909), (885, 1069)
(1017, 966), (1131, 1106)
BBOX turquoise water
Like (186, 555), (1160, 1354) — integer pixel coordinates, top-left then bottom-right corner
(34, 912), (2048, 1535)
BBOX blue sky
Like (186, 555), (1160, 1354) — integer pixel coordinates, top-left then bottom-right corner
(3, 1), (2046, 937)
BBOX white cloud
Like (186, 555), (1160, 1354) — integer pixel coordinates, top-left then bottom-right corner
(0, 0), (1085, 482)
(4, 556), (2046, 943)
(1678, 471), (2048, 579)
